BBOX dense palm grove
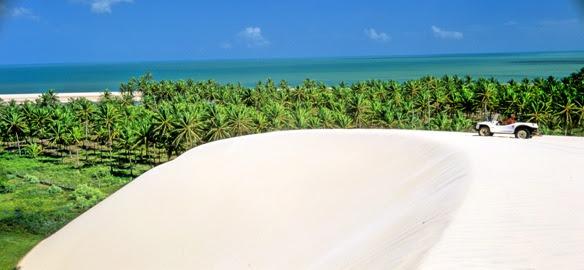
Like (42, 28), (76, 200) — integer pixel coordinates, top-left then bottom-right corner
(1, 69), (584, 172)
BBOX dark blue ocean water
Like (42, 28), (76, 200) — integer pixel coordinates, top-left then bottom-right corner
(1, 51), (583, 94)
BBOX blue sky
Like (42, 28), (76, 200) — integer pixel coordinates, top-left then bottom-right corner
(0, 0), (583, 64)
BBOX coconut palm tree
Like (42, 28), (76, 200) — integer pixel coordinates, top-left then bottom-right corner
(1, 109), (27, 155)
(134, 119), (154, 164)
(575, 101), (584, 130)
(69, 126), (84, 166)
(117, 123), (138, 176)
(97, 104), (120, 147)
(556, 97), (578, 135)
(526, 101), (552, 127)
(37, 90), (59, 107)
(171, 108), (206, 151)
(333, 111), (353, 129)
(318, 108), (336, 128)
(96, 103), (121, 167)
(252, 111), (270, 133)
(151, 106), (173, 144)
(71, 98), (96, 148)
(262, 102), (291, 130)
(476, 80), (500, 115)
(206, 105), (231, 141)
(151, 105), (174, 162)
(48, 114), (70, 159)
(26, 105), (50, 143)
(349, 94), (373, 128)
(226, 105), (254, 136)
(292, 107), (312, 129)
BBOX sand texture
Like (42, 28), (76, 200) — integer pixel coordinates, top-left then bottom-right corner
(17, 130), (584, 269)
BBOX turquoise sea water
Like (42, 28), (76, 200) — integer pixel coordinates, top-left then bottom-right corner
(0, 51), (583, 94)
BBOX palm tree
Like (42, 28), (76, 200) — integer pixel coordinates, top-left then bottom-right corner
(318, 108), (336, 128)
(97, 104), (120, 147)
(171, 109), (206, 151)
(252, 111), (270, 133)
(47, 108), (76, 159)
(151, 105), (174, 162)
(69, 126), (84, 166)
(48, 116), (69, 158)
(206, 105), (231, 141)
(292, 107), (312, 129)
(1, 109), (27, 155)
(117, 123), (138, 176)
(100, 90), (115, 103)
(476, 80), (499, 115)
(349, 94), (372, 128)
(262, 102), (291, 130)
(26, 106), (50, 143)
(72, 98), (96, 148)
(333, 111), (353, 129)
(96, 104), (121, 167)
(526, 101), (551, 127)
(556, 97), (578, 135)
(134, 120), (154, 164)
(37, 90), (59, 107)
(415, 88), (433, 124)
(226, 105), (254, 136)
(575, 101), (584, 129)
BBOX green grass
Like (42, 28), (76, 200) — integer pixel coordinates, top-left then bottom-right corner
(0, 152), (151, 270)
(0, 231), (43, 270)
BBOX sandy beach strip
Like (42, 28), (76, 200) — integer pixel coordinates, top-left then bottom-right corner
(0, 92), (142, 103)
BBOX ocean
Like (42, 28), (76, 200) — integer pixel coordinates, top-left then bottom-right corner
(0, 51), (583, 94)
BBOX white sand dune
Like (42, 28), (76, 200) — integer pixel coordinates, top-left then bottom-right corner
(17, 130), (584, 269)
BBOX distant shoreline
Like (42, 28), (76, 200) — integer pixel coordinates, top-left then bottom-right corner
(0, 92), (142, 103)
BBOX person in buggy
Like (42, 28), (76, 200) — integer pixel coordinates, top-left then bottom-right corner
(501, 113), (517, 125)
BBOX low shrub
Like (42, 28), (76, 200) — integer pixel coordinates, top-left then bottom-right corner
(47, 185), (63, 194)
(71, 184), (104, 209)
(23, 175), (39, 184)
(0, 179), (16, 194)
(25, 143), (43, 159)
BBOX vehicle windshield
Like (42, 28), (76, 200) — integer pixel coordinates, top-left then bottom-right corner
(487, 113), (500, 122)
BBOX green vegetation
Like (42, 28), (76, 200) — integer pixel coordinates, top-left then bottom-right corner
(0, 231), (43, 270)
(0, 69), (583, 269)
(0, 153), (149, 270)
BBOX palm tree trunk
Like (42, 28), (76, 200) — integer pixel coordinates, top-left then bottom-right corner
(84, 121), (88, 148)
(109, 144), (113, 173)
(15, 132), (21, 155)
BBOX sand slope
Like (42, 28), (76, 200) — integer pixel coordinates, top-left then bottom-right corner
(17, 130), (584, 269)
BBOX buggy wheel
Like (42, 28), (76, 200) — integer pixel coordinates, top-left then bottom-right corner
(515, 128), (531, 139)
(478, 126), (492, 136)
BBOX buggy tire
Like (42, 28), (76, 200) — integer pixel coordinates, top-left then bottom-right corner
(515, 127), (531, 139)
(478, 126), (493, 136)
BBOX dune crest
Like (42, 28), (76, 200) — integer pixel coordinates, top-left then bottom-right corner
(18, 130), (584, 269)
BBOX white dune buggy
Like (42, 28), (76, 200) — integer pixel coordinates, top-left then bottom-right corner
(475, 114), (539, 139)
